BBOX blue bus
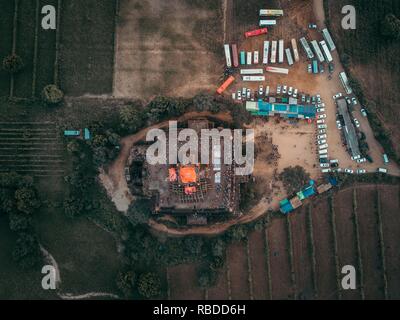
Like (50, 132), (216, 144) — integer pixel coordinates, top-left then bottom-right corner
(312, 60), (319, 74)
(240, 51), (246, 65)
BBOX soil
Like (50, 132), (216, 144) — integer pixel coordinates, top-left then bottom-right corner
(226, 242), (250, 299)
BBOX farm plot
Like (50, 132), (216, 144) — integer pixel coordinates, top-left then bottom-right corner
(114, 0), (222, 99)
(0, 122), (65, 177)
(13, 0), (37, 98)
(59, 0), (116, 96)
(0, 0), (14, 97)
(267, 218), (293, 299)
(333, 189), (361, 300)
(247, 230), (269, 299)
(34, 0), (58, 97)
(356, 185), (384, 299)
(207, 265), (229, 300)
(378, 185), (400, 299)
(311, 198), (337, 299)
(289, 207), (314, 300)
(167, 264), (204, 300)
(226, 241), (250, 300)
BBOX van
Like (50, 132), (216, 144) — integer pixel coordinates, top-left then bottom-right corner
(319, 144), (328, 150)
(383, 154), (389, 164)
(319, 154), (328, 159)
(321, 168), (331, 173)
(330, 159), (339, 164)
(318, 124), (327, 129)
(319, 149), (328, 155)
(377, 168), (388, 174)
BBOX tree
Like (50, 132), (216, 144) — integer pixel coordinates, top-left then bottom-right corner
(197, 265), (217, 288)
(279, 166), (310, 195)
(381, 13), (400, 40)
(116, 270), (136, 298)
(12, 232), (41, 269)
(193, 93), (216, 112)
(9, 211), (32, 231)
(14, 187), (40, 214)
(127, 198), (152, 226)
(2, 54), (24, 73)
(120, 105), (144, 133)
(63, 195), (84, 218)
(137, 272), (162, 298)
(41, 84), (64, 105)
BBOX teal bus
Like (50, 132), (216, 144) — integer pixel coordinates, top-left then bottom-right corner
(240, 51), (246, 65)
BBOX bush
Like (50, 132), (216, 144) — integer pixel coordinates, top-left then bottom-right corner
(116, 270), (136, 298)
(381, 13), (400, 40)
(137, 272), (162, 299)
(12, 232), (41, 269)
(41, 84), (64, 105)
(280, 166), (310, 195)
(2, 54), (24, 73)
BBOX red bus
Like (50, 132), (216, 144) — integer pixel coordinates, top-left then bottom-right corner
(232, 44), (239, 68)
(216, 76), (235, 94)
(245, 28), (268, 38)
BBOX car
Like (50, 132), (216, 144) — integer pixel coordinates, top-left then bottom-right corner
(288, 87), (293, 96)
(311, 96), (316, 104)
(307, 64), (312, 73)
(354, 118), (360, 128)
(345, 97), (352, 105)
(336, 168), (343, 173)
(265, 85), (270, 96)
(316, 94), (321, 103)
(320, 158), (328, 164)
(293, 88), (298, 98)
(357, 169), (366, 174)
(308, 23), (317, 29)
(317, 139), (327, 145)
(345, 168), (354, 174)
(306, 96), (311, 104)
(318, 129), (327, 134)
(320, 154), (329, 159)
(282, 85), (287, 94)
(319, 149), (328, 155)
(357, 158), (367, 163)
(236, 91), (241, 100)
(258, 85), (263, 96)
(330, 163), (339, 168)
(351, 155), (361, 161)
(277, 85), (281, 94)
(320, 65), (324, 73)
(318, 124), (327, 129)
(328, 62), (334, 73)
(321, 168), (331, 173)
(330, 159), (339, 164)
(317, 114), (327, 119)
(242, 87), (247, 96)
(246, 88), (251, 99)
(319, 144), (328, 150)
(361, 108), (367, 117)
(352, 97), (358, 105)
(333, 93), (343, 100)
(377, 168), (388, 174)
(320, 163), (330, 168)
(318, 134), (327, 139)
(319, 103), (326, 107)
(301, 94), (306, 103)
(317, 119), (325, 124)
(317, 108), (325, 113)
(336, 120), (342, 129)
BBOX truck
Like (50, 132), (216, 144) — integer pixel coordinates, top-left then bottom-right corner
(223, 44), (232, 68)
(299, 37), (314, 59)
(271, 41), (277, 63)
(312, 60), (319, 74)
(245, 28), (268, 38)
(254, 51), (259, 64)
(216, 76), (235, 94)
(259, 9), (284, 17)
(259, 20), (277, 27)
(247, 52), (252, 65)
(319, 40), (333, 62)
(291, 38), (299, 62)
(311, 40), (325, 63)
(278, 40), (284, 64)
(240, 69), (264, 75)
(240, 51), (246, 65)
(242, 76), (265, 82)
(232, 44), (239, 68)
(265, 66), (289, 75)
(285, 48), (294, 66)
(322, 28), (336, 51)
(263, 41), (270, 64)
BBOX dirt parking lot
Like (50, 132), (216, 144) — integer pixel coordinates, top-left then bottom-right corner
(114, 0), (223, 99)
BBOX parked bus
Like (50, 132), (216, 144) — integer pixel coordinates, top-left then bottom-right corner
(266, 66), (289, 75)
(278, 40), (284, 63)
(322, 28), (336, 51)
(383, 154), (389, 164)
(247, 52), (252, 65)
(223, 44), (232, 68)
(216, 76), (235, 94)
(240, 69), (263, 75)
(240, 51), (246, 65)
(299, 37), (314, 59)
(291, 38), (300, 62)
(242, 76), (265, 81)
(232, 44), (239, 67)
(254, 51), (259, 64)
(263, 41), (270, 64)
(259, 9), (284, 16)
(339, 71), (352, 94)
(260, 20), (277, 27)
(312, 60), (319, 74)
(311, 40), (325, 63)
(271, 40), (277, 63)
(319, 40), (333, 62)
(285, 48), (294, 66)
(245, 28), (268, 38)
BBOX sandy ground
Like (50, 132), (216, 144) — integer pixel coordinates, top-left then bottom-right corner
(113, 0), (223, 99)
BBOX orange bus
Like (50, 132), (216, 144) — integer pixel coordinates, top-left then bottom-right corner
(216, 76), (235, 94)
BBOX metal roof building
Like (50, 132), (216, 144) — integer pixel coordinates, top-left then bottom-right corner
(246, 101), (316, 119)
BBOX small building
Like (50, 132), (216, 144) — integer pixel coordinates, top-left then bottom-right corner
(290, 196), (302, 209)
(317, 183), (332, 194)
(280, 198), (294, 214)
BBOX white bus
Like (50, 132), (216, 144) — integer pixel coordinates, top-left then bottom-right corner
(322, 28), (336, 51)
(311, 40), (325, 63)
(299, 37), (314, 59)
(259, 9), (284, 17)
(242, 76), (265, 82)
(278, 40), (284, 63)
(224, 44), (232, 68)
(339, 71), (352, 94)
(271, 41), (277, 63)
(240, 69), (264, 75)
(254, 51), (259, 64)
(285, 48), (294, 66)
(263, 41), (270, 64)
(319, 40), (333, 62)
(259, 20), (277, 26)
(247, 52), (252, 65)
(265, 66), (289, 75)
(291, 38), (299, 62)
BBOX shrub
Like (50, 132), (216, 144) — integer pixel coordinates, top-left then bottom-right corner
(41, 84), (64, 105)
(2, 54), (24, 73)
(137, 272), (162, 298)
(381, 13), (400, 40)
